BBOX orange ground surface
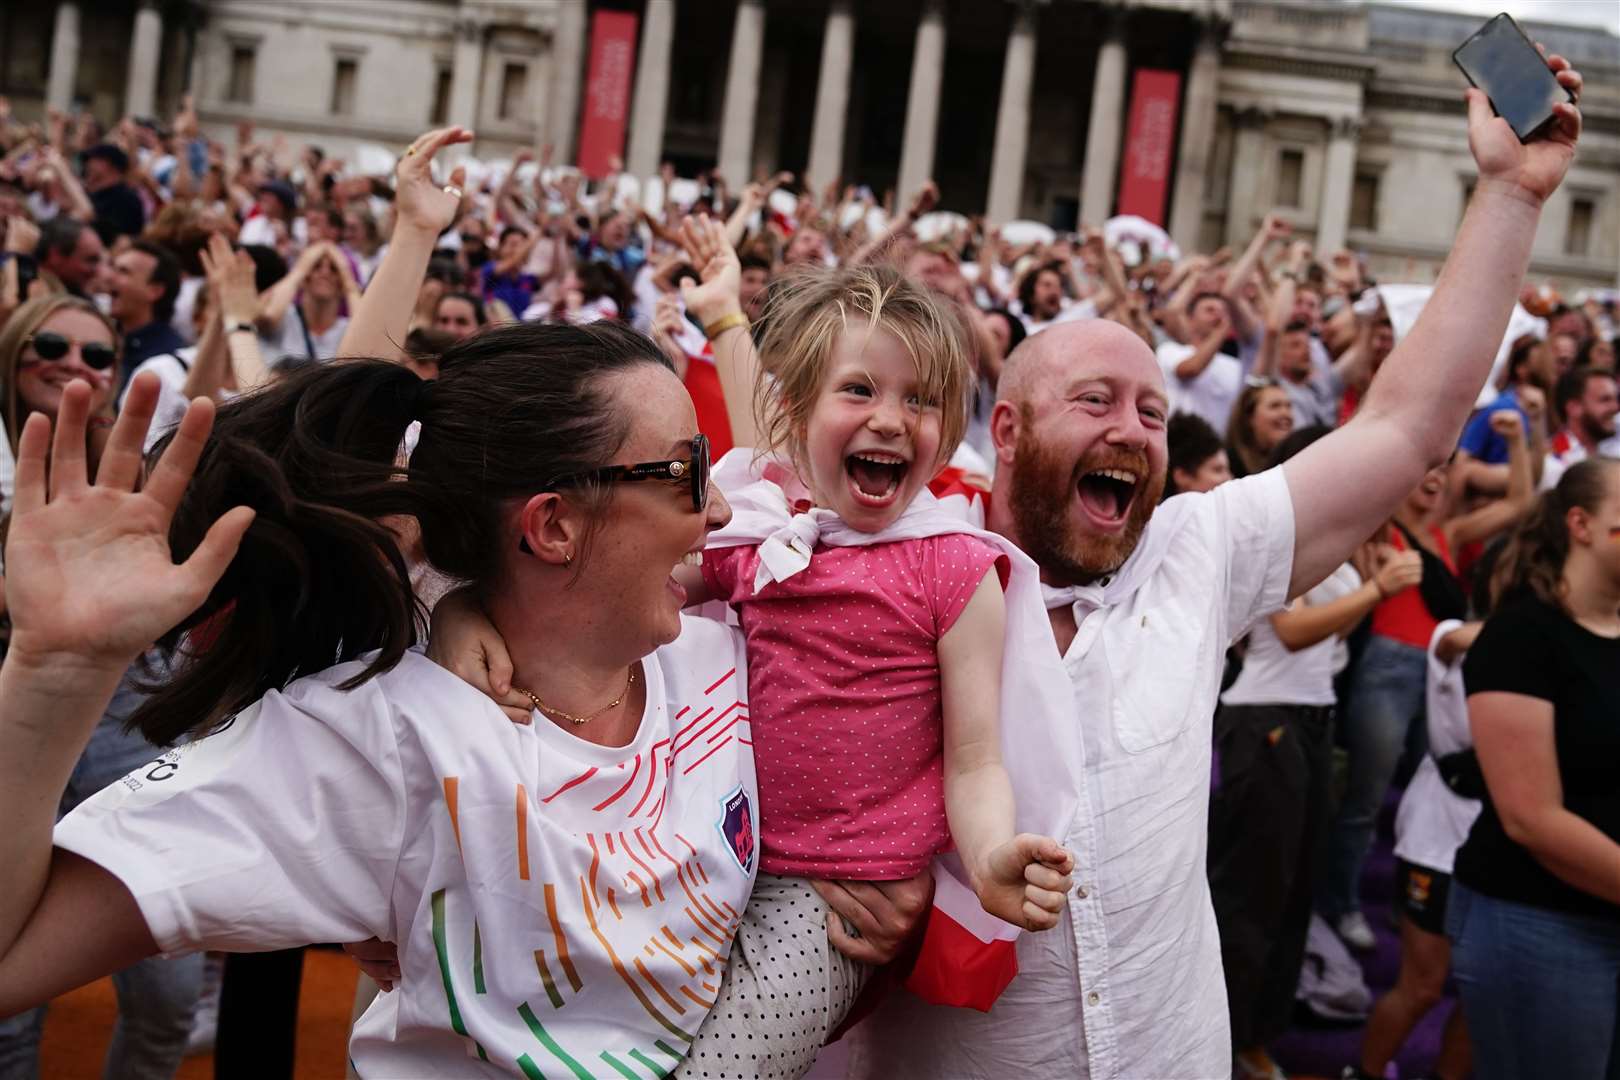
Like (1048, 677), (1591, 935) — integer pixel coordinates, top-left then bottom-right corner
(37, 948), (357, 1080)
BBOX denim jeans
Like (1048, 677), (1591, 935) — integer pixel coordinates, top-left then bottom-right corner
(0, 661), (202, 1080)
(1448, 881), (1620, 1080)
(1319, 633), (1428, 921)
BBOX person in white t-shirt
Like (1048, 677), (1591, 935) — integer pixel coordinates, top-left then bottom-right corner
(0, 321), (918, 1077)
(846, 56), (1584, 1079)
(1157, 292), (1244, 436)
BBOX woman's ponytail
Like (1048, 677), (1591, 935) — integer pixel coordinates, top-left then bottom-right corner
(132, 360), (430, 744)
(1490, 458), (1619, 612)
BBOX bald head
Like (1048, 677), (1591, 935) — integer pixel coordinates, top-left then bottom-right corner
(997, 319), (1164, 407)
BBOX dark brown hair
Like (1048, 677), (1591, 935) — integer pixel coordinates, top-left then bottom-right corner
(1489, 457), (1620, 611)
(131, 320), (671, 744)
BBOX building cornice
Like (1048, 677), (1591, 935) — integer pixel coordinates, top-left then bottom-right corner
(1221, 47), (1376, 85)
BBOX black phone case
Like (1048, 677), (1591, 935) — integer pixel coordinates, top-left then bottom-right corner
(1450, 13), (1571, 143)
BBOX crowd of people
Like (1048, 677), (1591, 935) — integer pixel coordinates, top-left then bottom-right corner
(0, 42), (1613, 1080)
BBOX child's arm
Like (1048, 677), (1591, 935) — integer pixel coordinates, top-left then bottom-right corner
(939, 570), (1074, 931)
(426, 589), (535, 724)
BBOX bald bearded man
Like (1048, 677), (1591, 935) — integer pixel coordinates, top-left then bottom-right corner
(845, 60), (1584, 1080)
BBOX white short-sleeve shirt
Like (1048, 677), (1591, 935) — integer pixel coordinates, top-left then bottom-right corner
(1393, 619), (1482, 874)
(56, 616), (757, 1078)
(1156, 340), (1244, 438)
(848, 467), (1296, 1080)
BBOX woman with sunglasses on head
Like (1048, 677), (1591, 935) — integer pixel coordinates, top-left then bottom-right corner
(0, 296), (209, 1080)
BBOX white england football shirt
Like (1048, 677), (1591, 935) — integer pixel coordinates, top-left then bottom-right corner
(55, 615), (757, 1078)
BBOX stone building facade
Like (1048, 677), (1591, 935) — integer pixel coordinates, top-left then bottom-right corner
(4, 0), (1617, 286)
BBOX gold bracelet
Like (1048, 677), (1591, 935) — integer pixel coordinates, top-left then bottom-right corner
(703, 312), (748, 340)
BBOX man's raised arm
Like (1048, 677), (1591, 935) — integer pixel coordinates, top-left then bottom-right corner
(1282, 55), (1582, 598)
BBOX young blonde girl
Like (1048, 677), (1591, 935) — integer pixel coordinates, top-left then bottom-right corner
(436, 236), (1076, 1079)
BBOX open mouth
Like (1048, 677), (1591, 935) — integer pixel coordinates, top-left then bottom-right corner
(845, 451), (910, 506)
(1076, 467), (1140, 526)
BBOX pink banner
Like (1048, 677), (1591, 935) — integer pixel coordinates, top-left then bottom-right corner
(577, 10), (639, 180)
(1116, 69), (1182, 225)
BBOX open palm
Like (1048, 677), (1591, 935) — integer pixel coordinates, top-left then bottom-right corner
(4, 378), (252, 667)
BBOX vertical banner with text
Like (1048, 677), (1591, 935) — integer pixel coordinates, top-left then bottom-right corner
(1115, 69), (1182, 225)
(577, 10), (639, 180)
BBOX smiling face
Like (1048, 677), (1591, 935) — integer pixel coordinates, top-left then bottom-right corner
(1250, 386), (1294, 452)
(109, 248), (159, 325)
(570, 365), (732, 653)
(799, 326), (944, 533)
(994, 321), (1170, 584)
(1404, 462), (1449, 517)
(15, 307), (117, 419)
(305, 255), (342, 300)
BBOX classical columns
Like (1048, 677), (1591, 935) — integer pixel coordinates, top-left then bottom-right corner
(896, 0), (947, 201)
(446, 18), (485, 130)
(717, 0), (767, 185)
(1224, 106), (1270, 246)
(627, 0), (677, 177)
(1317, 116), (1361, 253)
(547, 0), (589, 161)
(123, 1), (163, 118)
(1079, 14), (1128, 226)
(1167, 20), (1223, 252)
(805, 0), (856, 192)
(986, 4), (1037, 223)
(46, 1), (81, 112)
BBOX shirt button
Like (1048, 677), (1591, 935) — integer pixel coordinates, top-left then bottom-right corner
(1087, 991), (1101, 1006)
(1074, 884), (1088, 899)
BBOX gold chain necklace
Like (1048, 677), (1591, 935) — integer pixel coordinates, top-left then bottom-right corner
(512, 667), (637, 725)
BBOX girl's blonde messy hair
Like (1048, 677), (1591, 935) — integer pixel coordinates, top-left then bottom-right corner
(753, 263), (974, 474)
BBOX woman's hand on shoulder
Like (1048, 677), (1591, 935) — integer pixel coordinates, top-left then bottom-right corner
(426, 587), (531, 725)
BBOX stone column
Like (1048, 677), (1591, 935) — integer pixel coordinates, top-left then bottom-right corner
(123, 1), (163, 118)
(46, 1), (81, 112)
(1223, 105), (1270, 246)
(627, 0), (677, 178)
(717, 0), (767, 185)
(446, 18), (485, 130)
(1167, 19), (1223, 253)
(896, 0), (947, 201)
(985, 4), (1037, 224)
(1317, 115), (1361, 253)
(805, 0), (856, 192)
(1079, 14), (1129, 226)
(547, 0), (589, 160)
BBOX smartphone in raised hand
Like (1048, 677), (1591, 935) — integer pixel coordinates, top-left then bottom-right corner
(1452, 13), (1572, 142)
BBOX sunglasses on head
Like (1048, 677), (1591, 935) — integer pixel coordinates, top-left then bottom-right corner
(519, 435), (711, 553)
(24, 331), (118, 371)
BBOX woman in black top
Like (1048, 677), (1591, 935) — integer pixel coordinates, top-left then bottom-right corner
(1447, 457), (1620, 1080)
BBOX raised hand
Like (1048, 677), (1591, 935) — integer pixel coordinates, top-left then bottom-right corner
(394, 126), (475, 237)
(3, 377), (253, 670)
(1488, 407), (1526, 441)
(1468, 49), (1581, 205)
(676, 214), (742, 327)
(199, 232), (259, 327)
(976, 833), (1074, 931)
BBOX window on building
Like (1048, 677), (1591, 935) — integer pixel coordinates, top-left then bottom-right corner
(227, 45), (256, 104)
(1566, 197), (1594, 257)
(331, 57), (358, 116)
(1276, 148), (1304, 208)
(1349, 172), (1379, 232)
(430, 64), (452, 125)
(498, 62), (528, 122)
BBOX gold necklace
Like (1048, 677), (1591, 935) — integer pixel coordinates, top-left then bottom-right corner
(512, 667), (637, 725)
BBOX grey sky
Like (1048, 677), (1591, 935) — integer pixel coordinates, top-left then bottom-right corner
(1360, 0), (1620, 36)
